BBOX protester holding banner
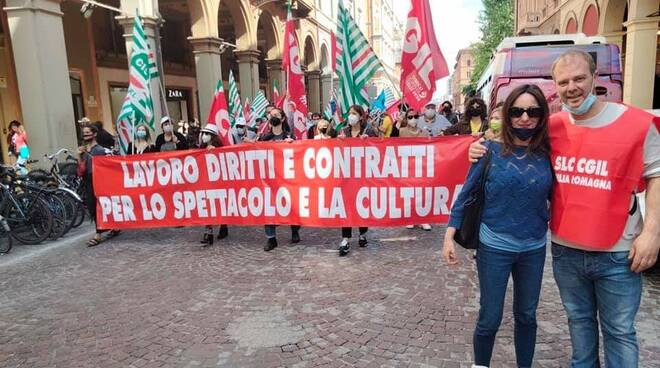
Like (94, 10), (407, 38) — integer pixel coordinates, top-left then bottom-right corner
(468, 50), (660, 367)
(445, 84), (553, 368)
(259, 108), (301, 251)
(419, 102), (451, 137)
(313, 119), (333, 140)
(155, 116), (188, 152)
(79, 124), (120, 247)
(126, 123), (156, 155)
(442, 97), (489, 136)
(338, 105), (378, 139)
(398, 109), (429, 138)
(197, 123), (228, 246)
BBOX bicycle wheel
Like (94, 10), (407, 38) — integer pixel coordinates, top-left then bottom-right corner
(4, 194), (53, 245)
(44, 193), (67, 240)
(54, 189), (78, 235)
(0, 223), (12, 254)
(71, 200), (86, 228)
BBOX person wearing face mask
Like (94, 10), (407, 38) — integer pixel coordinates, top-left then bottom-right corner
(306, 112), (322, 139)
(196, 123), (228, 246)
(126, 123), (156, 154)
(313, 119), (333, 139)
(232, 117), (257, 144)
(398, 109), (429, 138)
(440, 101), (459, 125)
(419, 102), (451, 137)
(78, 124), (119, 247)
(155, 116), (188, 152)
(445, 85), (553, 368)
(258, 108), (301, 251)
(397, 109), (432, 231)
(442, 98), (489, 136)
(469, 50), (660, 368)
(337, 105), (377, 255)
(483, 102), (504, 141)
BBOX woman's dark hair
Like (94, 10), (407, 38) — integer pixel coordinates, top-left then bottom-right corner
(82, 123), (98, 135)
(270, 108), (290, 132)
(461, 97), (488, 124)
(201, 133), (221, 148)
(6, 121), (20, 146)
(9, 120), (21, 129)
(441, 101), (453, 109)
(348, 105), (366, 127)
(500, 84), (550, 156)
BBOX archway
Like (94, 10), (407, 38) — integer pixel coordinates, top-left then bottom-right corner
(257, 10), (281, 100)
(581, 4), (599, 36)
(319, 43), (332, 111)
(565, 17), (578, 34)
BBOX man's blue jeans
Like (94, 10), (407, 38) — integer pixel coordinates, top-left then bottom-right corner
(551, 243), (642, 368)
(474, 245), (546, 368)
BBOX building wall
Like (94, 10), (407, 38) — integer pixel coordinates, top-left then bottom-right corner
(451, 49), (475, 113)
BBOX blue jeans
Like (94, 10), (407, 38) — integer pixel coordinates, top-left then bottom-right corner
(551, 243), (641, 368)
(474, 245), (546, 368)
(264, 225), (300, 239)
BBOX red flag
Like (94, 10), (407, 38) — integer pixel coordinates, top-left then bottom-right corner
(330, 31), (338, 72)
(282, 6), (308, 140)
(272, 80), (283, 108)
(243, 98), (252, 123)
(400, 0), (449, 111)
(206, 80), (235, 146)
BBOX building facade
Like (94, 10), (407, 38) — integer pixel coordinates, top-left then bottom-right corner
(0, 0), (357, 163)
(514, 0), (659, 109)
(450, 48), (475, 113)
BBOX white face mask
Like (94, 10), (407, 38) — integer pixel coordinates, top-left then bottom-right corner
(201, 134), (212, 143)
(348, 114), (360, 126)
(163, 124), (173, 133)
(424, 110), (436, 119)
(407, 120), (417, 128)
(236, 127), (245, 135)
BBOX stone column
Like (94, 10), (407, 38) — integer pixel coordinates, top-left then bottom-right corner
(320, 73), (333, 111)
(622, 17), (659, 108)
(188, 37), (223, 123)
(600, 31), (626, 51)
(235, 50), (261, 101)
(266, 59), (284, 102)
(3, 0), (78, 158)
(116, 15), (164, 129)
(306, 70), (321, 113)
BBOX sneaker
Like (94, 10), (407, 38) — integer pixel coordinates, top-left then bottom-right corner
(338, 238), (350, 256)
(358, 235), (368, 247)
(217, 225), (229, 240)
(406, 225), (415, 229)
(264, 237), (278, 252)
(421, 224), (432, 231)
(291, 229), (301, 244)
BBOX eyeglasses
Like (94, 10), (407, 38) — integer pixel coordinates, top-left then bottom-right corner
(509, 107), (544, 118)
(407, 115), (419, 119)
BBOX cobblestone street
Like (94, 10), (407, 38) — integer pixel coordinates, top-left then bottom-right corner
(0, 225), (658, 368)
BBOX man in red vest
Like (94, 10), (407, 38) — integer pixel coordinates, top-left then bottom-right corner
(469, 49), (660, 367)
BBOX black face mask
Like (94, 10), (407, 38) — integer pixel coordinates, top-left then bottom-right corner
(469, 107), (482, 117)
(83, 135), (95, 142)
(443, 106), (451, 113)
(319, 128), (328, 134)
(270, 117), (282, 127)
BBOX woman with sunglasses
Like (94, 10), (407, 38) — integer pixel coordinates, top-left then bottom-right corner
(442, 84), (553, 368)
(442, 97), (489, 136)
(398, 109), (429, 138)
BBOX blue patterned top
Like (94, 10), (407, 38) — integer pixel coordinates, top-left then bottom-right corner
(448, 141), (553, 252)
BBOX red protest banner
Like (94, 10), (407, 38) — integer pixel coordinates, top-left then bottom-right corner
(93, 137), (472, 229)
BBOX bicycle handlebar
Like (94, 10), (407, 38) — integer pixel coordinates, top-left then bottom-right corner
(45, 149), (70, 161)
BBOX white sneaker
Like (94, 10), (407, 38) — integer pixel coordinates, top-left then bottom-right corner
(421, 224), (432, 231)
(406, 225), (415, 229)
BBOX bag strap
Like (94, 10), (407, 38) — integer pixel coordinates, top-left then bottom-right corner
(477, 147), (493, 193)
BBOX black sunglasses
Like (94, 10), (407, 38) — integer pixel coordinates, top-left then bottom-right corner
(509, 107), (544, 118)
(407, 115), (420, 119)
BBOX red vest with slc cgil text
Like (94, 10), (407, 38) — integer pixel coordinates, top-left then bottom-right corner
(548, 106), (657, 249)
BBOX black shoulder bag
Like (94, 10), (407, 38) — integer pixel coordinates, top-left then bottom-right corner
(453, 149), (493, 249)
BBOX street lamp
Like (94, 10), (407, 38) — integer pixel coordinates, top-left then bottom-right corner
(79, 0), (124, 17)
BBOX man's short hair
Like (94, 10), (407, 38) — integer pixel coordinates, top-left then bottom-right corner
(551, 49), (597, 78)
